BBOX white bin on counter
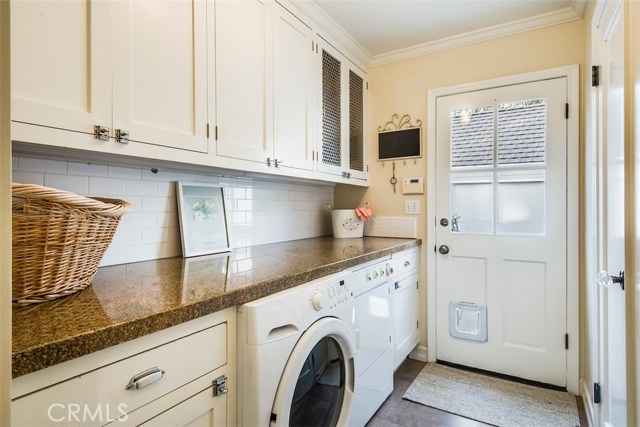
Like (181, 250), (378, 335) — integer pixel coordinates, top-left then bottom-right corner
(332, 209), (364, 238)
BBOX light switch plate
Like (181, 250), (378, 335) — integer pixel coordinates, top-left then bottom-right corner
(405, 200), (419, 215)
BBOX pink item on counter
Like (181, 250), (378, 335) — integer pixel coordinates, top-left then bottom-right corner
(356, 202), (373, 221)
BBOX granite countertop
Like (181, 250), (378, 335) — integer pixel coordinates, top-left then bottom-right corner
(12, 236), (420, 378)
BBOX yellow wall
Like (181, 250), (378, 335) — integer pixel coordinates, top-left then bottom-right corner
(335, 19), (585, 360)
(0, 0), (11, 423)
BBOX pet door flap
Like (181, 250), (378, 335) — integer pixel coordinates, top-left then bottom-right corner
(449, 302), (487, 342)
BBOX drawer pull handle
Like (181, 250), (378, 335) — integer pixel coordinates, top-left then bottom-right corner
(404, 261), (411, 267)
(126, 367), (165, 390)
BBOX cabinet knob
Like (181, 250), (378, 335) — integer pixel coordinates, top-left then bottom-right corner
(274, 159), (283, 168)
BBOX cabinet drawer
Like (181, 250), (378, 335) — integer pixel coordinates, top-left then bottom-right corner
(392, 249), (418, 278)
(12, 323), (227, 427)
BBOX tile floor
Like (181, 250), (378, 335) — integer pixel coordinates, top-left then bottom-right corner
(365, 359), (589, 427)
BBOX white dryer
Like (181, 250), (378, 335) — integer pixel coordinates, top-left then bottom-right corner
(237, 270), (356, 427)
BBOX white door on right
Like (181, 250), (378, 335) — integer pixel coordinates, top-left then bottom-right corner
(435, 77), (568, 387)
(593, 0), (627, 425)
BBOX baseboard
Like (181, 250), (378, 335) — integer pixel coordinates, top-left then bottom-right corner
(408, 345), (428, 362)
(581, 379), (595, 427)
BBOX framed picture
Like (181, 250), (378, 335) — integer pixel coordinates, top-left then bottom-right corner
(176, 182), (231, 257)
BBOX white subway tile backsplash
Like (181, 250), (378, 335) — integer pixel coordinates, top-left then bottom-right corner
(142, 168), (173, 181)
(171, 172), (198, 182)
(12, 171), (44, 186)
(126, 212), (159, 229)
(68, 161), (108, 177)
(142, 227), (178, 244)
(126, 244), (158, 264)
(156, 182), (176, 198)
(44, 174), (88, 194)
(13, 155), (334, 267)
(18, 157), (67, 174)
(108, 165), (142, 180)
(126, 180), (157, 196)
(364, 216), (417, 239)
(111, 227), (142, 247)
(158, 241), (181, 259)
(89, 177), (126, 196)
(195, 174), (219, 184)
(142, 196), (175, 213)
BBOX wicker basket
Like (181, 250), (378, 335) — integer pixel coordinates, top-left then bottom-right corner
(12, 183), (131, 306)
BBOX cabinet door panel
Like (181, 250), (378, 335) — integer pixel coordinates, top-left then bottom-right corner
(347, 63), (368, 180)
(112, 0), (208, 152)
(272, 6), (314, 171)
(215, 0), (271, 163)
(11, 0), (110, 135)
(317, 40), (345, 177)
(393, 273), (419, 367)
(139, 386), (226, 427)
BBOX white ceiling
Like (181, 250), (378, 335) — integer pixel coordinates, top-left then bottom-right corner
(308, 0), (585, 65)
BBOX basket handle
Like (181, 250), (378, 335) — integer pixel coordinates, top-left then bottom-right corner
(12, 183), (131, 217)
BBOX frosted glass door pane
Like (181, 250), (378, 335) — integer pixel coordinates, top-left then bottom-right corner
(451, 183), (493, 233)
(497, 182), (545, 235)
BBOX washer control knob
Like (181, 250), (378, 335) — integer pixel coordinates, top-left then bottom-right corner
(386, 263), (394, 276)
(311, 291), (327, 311)
(366, 272), (372, 281)
(379, 268), (385, 276)
(372, 270), (379, 279)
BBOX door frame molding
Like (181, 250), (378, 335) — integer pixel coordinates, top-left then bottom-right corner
(426, 64), (580, 394)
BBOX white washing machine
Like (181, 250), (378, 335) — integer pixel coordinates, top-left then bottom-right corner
(237, 270), (357, 427)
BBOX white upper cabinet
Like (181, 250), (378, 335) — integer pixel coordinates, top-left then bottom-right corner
(11, 0), (111, 139)
(272, 4), (315, 172)
(317, 38), (368, 182)
(214, 0), (271, 164)
(10, 0), (368, 185)
(112, 0), (209, 152)
(11, 0), (209, 154)
(215, 1), (315, 172)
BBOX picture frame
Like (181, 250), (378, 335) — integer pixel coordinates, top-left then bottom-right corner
(176, 182), (231, 257)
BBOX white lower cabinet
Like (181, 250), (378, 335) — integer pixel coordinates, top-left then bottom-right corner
(11, 308), (236, 427)
(391, 249), (419, 368)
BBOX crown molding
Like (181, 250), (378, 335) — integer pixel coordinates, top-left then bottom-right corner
(371, 1), (586, 67)
(286, 0), (372, 69)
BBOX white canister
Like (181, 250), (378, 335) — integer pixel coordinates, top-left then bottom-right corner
(331, 209), (364, 238)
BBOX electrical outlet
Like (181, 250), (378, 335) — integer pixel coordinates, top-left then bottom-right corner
(405, 199), (419, 215)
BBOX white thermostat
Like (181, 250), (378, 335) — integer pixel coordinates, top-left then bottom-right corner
(402, 177), (424, 194)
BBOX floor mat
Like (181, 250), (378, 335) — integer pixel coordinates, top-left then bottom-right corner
(403, 363), (580, 427)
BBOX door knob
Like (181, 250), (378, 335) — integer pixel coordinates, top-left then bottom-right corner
(596, 270), (625, 290)
(440, 218), (449, 227)
(438, 245), (450, 255)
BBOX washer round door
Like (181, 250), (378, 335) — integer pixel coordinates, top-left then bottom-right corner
(270, 317), (356, 427)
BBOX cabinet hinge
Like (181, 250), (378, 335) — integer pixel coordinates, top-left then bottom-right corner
(366, 164), (369, 172)
(389, 335), (392, 342)
(565, 333), (569, 349)
(416, 320), (419, 329)
(565, 103), (569, 119)
(366, 82), (368, 90)
(594, 383), (601, 404)
(215, 126), (218, 140)
(416, 281), (418, 290)
(206, 123), (210, 138)
(592, 65), (600, 87)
